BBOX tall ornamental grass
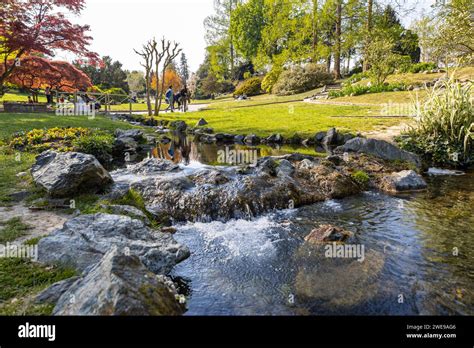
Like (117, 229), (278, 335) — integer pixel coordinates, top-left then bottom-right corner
(399, 75), (474, 167)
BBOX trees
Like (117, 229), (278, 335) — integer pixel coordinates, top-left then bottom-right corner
(155, 39), (181, 116)
(204, 0), (242, 78)
(0, 0), (96, 95)
(365, 30), (409, 85)
(135, 37), (181, 116)
(230, 0), (265, 62)
(134, 39), (156, 115)
(150, 69), (182, 95)
(435, 0), (474, 65)
(411, 16), (439, 64)
(75, 56), (129, 92)
(0, 55), (92, 100)
(126, 71), (146, 94)
(179, 53), (190, 86)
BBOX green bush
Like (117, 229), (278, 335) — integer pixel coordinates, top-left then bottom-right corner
(72, 132), (114, 165)
(329, 83), (406, 98)
(234, 77), (263, 96)
(9, 127), (89, 153)
(344, 71), (369, 85)
(398, 77), (474, 167)
(272, 64), (334, 96)
(400, 62), (438, 74)
(262, 67), (283, 93)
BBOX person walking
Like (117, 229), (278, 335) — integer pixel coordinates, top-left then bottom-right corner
(45, 86), (52, 104)
(165, 86), (174, 112)
(180, 86), (189, 112)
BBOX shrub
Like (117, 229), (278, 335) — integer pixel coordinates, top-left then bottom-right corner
(9, 127), (115, 165)
(219, 80), (236, 94)
(400, 62), (438, 74)
(398, 76), (474, 167)
(71, 132), (114, 165)
(344, 71), (370, 85)
(9, 127), (89, 153)
(234, 77), (263, 96)
(262, 67), (283, 93)
(329, 83), (406, 98)
(272, 64), (334, 96)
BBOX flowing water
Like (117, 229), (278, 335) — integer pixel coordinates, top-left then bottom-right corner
(170, 172), (474, 315)
(130, 134), (474, 315)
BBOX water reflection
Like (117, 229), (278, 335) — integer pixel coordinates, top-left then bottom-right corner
(151, 133), (327, 166)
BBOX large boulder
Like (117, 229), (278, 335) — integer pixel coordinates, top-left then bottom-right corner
(113, 136), (139, 156)
(131, 158), (360, 222)
(124, 158), (181, 175)
(244, 134), (261, 145)
(31, 151), (113, 197)
(114, 129), (144, 142)
(195, 118), (208, 127)
(52, 248), (185, 316)
(337, 137), (421, 167)
(322, 127), (339, 146)
(266, 133), (284, 144)
(37, 213), (190, 274)
(380, 170), (427, 193)
(170, 120), (188, 132)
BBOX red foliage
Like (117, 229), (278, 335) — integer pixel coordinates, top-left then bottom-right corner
(0, 0), (98, 88)
(1, 56), (92, 92)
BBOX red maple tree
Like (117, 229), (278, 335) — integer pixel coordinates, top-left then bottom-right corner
(0, 0), (97, 94)
(1, 55), (92, 99)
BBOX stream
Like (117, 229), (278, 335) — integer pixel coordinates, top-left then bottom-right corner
(122, 134), (474, 315)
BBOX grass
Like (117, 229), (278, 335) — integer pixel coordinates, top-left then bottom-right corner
(197, 87), (323, 110)
(0, 112), (146, 205)
(0, 217), (31, 243)
(0, 149), (36, 205)
(331, 90), (428, 106)
(161, 101), (401, 138)
(0, 113), (140, 140)
(109, 101), (171, 112)
(0, 258), (76, 315)
(0, 92), (47, 103)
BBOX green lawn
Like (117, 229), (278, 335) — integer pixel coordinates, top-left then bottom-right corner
(0, 92), (47, 103)
(331, 90), (428, 105)
(109, 102), (169, 112)
(163, 97), (403, 138)
(0, 113), (139, 140)
(0, 113), (144, 204)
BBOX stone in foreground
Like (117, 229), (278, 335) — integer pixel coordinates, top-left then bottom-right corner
(53, 248), (185, 316)
(381, 170), (427, 193)
(337, 137), (421, 167)
(37, 213), (190, 274)
(31, 151), (113, 197)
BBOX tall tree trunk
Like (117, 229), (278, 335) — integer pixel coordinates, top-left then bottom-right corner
(230, 39), (235, 77)
(145, 73), (152, 116)
(312, 0), (319, 61)
(153, 70), (159, 116)
(363, 0), (373, 72)
(347, 50), (351, 73)
(326, 55), (332, 73)
(157, 69), (167, 116)
(334, 0), (342, 79)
